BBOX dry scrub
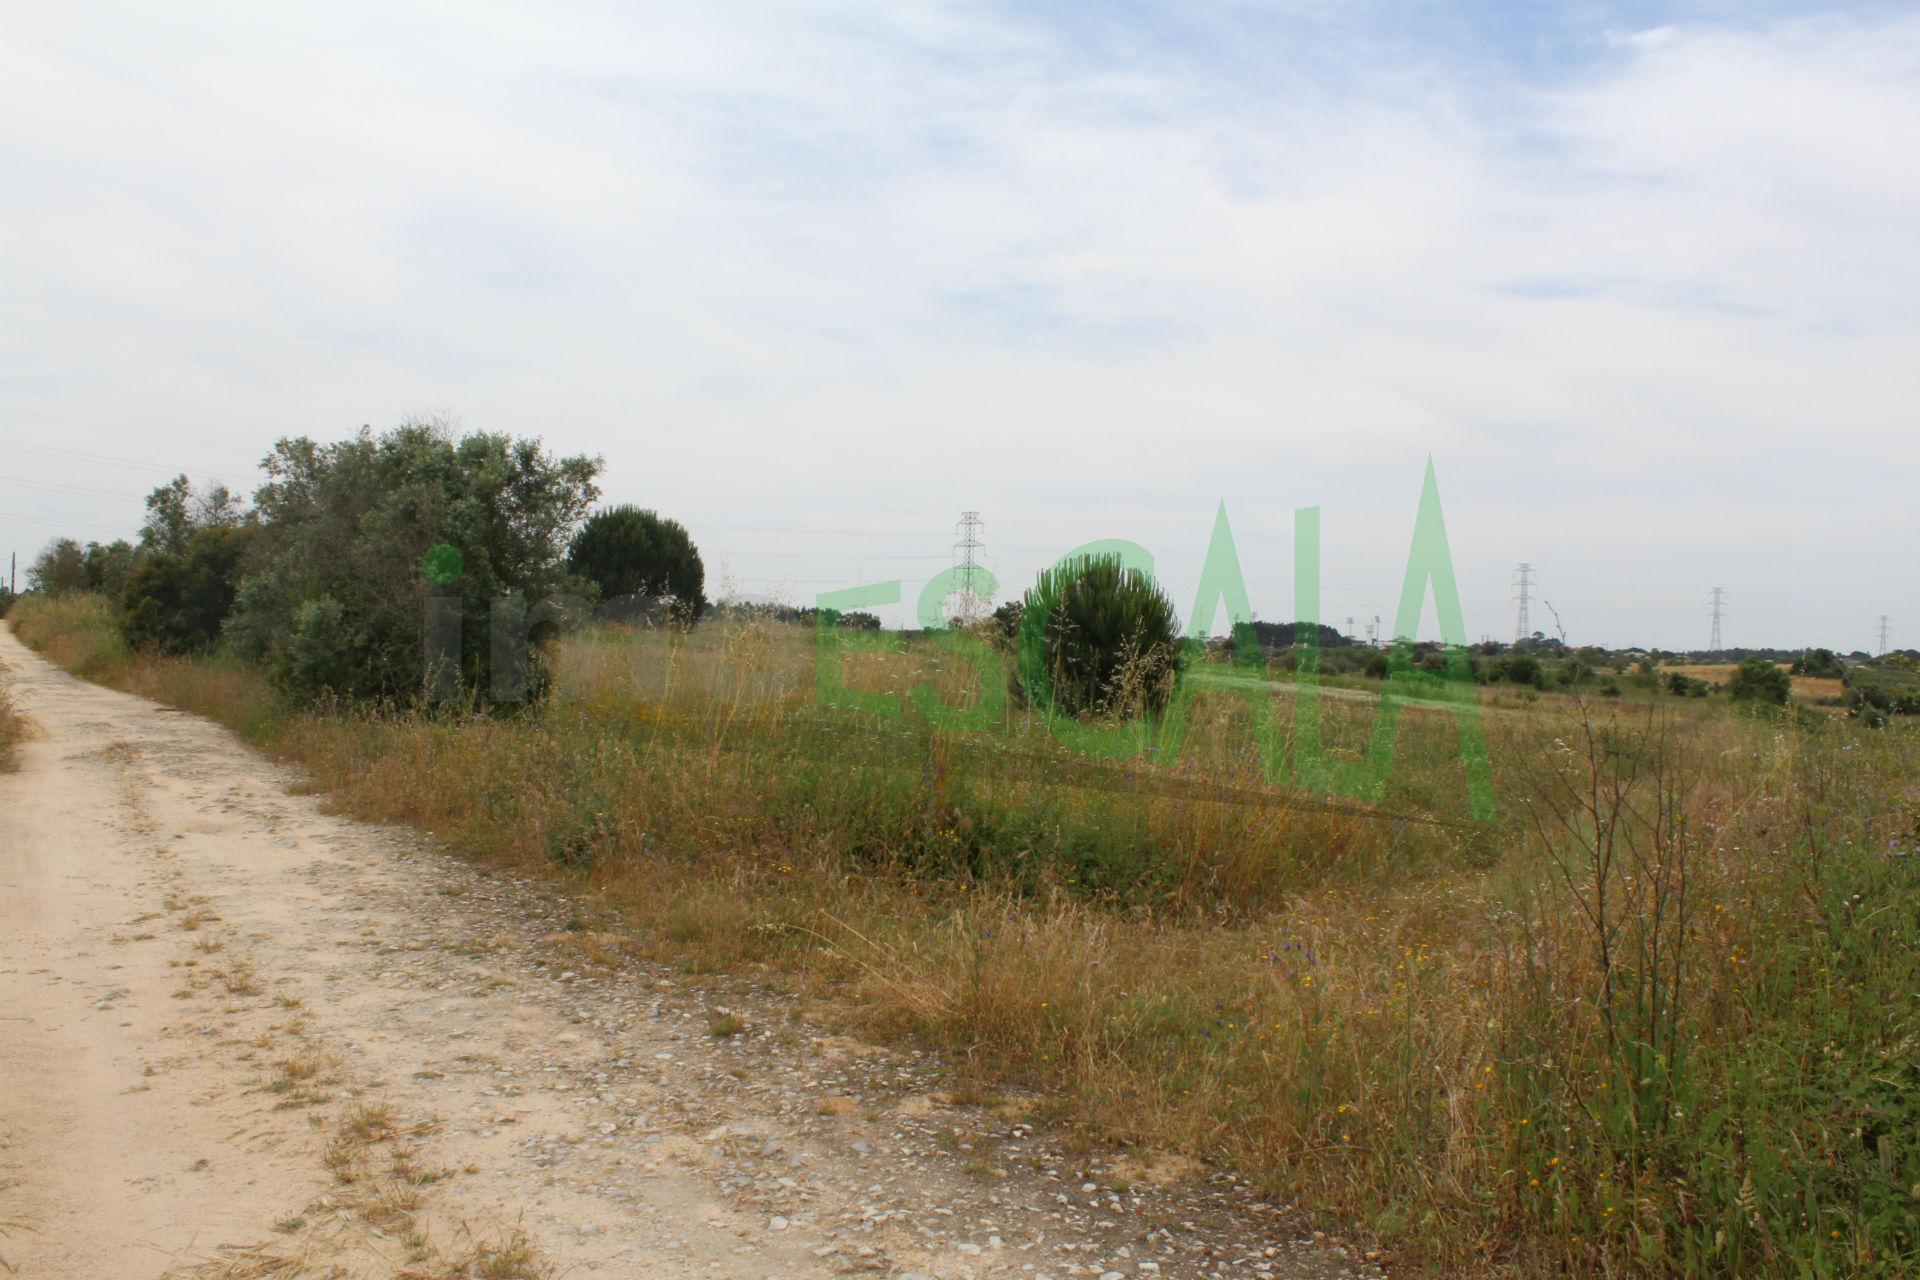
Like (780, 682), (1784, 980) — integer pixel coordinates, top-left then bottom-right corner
(0, 672), (25, 771)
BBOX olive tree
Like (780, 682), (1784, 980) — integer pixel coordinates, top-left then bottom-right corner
(228, 418), (600, 702)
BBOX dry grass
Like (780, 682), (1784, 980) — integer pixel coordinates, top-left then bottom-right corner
(0, 674), (25, 772)
(398, 1230), (548, 1280)
(1663, 660), (1843, 702)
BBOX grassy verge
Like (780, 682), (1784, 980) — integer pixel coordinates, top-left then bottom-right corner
(10, 592), (1920, 1277)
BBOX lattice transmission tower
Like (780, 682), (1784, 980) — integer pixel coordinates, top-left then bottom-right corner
(953, 511), (986, 623)
(1512, 563), (1534, 643)
(1708, 587), (1727, 653)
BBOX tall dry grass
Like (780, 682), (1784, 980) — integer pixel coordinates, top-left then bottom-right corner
(0, 675), (23, 770)
(11, 594), (1919, 1277)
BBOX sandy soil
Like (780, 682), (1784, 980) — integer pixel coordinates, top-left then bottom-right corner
(0, 624), (1366, 1280)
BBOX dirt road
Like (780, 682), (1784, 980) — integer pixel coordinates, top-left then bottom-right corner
(0, 624), (1363, 1280)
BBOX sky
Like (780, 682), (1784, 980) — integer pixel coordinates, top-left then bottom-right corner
(2, 1), (1916, 651)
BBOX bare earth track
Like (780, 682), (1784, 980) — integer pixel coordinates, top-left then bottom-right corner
(0, 624), (1367, 1280)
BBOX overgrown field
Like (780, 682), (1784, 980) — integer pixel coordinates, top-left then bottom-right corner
(11, 592), (1920, 1278)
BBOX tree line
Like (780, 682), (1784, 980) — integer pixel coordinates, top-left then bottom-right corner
(17, 419), (705, 704)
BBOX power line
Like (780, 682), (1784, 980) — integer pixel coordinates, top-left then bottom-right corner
(0, 438), (245, 486)
(0, 475), (153, 502)
(1708, 586), (1727, 652)
(1512, 562), (1534, 642)
(0, 509), (131, 535)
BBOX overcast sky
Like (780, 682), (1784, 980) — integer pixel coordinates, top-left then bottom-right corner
(3, 1), (1916, 650)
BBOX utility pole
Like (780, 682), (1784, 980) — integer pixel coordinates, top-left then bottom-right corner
(1877, 614), (1892, 655)
(952, 511), (986, 624)
(1371, 614), (1382, 647)
(1708, 587), (1727, 653)
(1512, 563), (1534, 643)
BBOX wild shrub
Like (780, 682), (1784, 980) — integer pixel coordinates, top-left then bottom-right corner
(1018, 554), (1181, 718)
(119, 525), (257, 654)
(1666, 671), (1710, 698)
(1497, 653), (1545, 687)
(0, 680), (22, 770)
(1727, 656), (1791, 705)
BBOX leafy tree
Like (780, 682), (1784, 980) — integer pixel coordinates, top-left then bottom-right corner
(26, 538), (89, 595)
(140, 475), (243, 555)
(1727, 657), (1791, 706)
(119, 526), (257, 654)
(1019, 554), (1181, 717)
(228, 419), (600, 702)
(84, 539), (138, 594)
(566, 505), (705, 617)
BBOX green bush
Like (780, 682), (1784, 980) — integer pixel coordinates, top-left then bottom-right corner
(1018, 554), (1181, 718)
(1497, 653), (1544, 687)
(1728, 656), (1791, 705)
(119, 525), (256, 654)
(1666, 672), (1710, 698)
(279, 596), (359, 699)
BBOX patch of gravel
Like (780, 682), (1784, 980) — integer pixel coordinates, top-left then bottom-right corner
(300, 842), (1386, 1280)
